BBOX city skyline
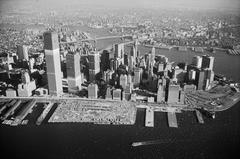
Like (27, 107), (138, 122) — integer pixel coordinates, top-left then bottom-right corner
(0, 0), (240, 12)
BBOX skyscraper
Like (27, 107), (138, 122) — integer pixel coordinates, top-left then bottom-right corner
(100, 50), (110, 71)
(202, 55), (214, 70)
(167, 84), (180, 103)
(114, 43), (124, 59)
(44, 31), (62, 96)
(66, 51), (82, 93)
(88, 83), (98, 99)
(133, 67), (142, 86)
(17, 45), (29, 61)
(157, 84), (165, 103)
(120, 74), (128, 90)
(151, 47), (155, 63)
(192, 56), (202, 68)
(196, 70), (205, 90)
(88, 51), (100, 82)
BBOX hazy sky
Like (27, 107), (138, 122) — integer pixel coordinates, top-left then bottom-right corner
(0, 0), (240, 11)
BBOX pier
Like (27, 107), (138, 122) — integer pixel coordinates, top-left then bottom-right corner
(145, 107), (154, 127)
(13, 100), (36, 125)
(2, 100), (21, 120)
(36, 102), (54, 125)
(167, 112), (178, 128)
(195, 110), (204, 124)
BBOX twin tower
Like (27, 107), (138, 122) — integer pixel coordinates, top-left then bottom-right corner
(44, 31), (81, 96)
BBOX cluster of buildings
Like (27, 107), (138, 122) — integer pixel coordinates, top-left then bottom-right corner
(0, 29), (216, 107)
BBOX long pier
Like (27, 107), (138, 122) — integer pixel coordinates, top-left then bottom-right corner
(13, 100), (36, 125)
(167, 112), (178, 128)
(195, 110), (204, 124)
(145, 107), (154, 127)
(36, 102), (54, 125)
(2, 100), (21, 120)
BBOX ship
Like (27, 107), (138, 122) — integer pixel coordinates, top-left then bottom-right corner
(132, 139), (173, 147)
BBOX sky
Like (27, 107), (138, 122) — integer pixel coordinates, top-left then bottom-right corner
(0, 0), (240, 12)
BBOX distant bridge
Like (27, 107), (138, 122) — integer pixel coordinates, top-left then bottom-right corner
(59, 35), (133, 44)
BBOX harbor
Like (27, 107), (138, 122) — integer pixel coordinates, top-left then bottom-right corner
(167, 112), (178, 128)
(36, 102), (55, 125)
(145, 107), (154, 127)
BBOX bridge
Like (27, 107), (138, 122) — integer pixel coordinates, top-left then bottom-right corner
(59, 34), (133, 44)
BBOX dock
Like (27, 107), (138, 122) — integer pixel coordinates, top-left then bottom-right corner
(36, 102), (54, 125)
(145, 107), (154, 127)
(13, 99), (36, 125)
(195, 110), (204, 124)
(167, 112), (178, 128)
(0, 100), (17, 115)
(2, 100), (21, 120)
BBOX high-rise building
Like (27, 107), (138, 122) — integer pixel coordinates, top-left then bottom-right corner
(66, 51), (82, 93)
(124, 54), (128, 66)
(167, 84), (180, 103)
(158, 63), (164, 72)
(114, 43), (124, 59)
(151, 47), (155, 63)
(17, 45), (29, 61)
(183, 84), (196, 93)
(133, 67), (142, 86)
(44, 31), (63, 96)
(165, 62), (172, 71)
(21, 71), (30, 84)
(120, 74), (128, 90)
(100, 50), (110, 71)
(88, 83), (98, 99)
(196, 70), (205, 90)
(188, 69), (196, 81)
(202, 55), (214, 70)
(173, 67), (187, 84)
(192, 56), (202, 68)
(105, 86), (112, 100)
(112, 89), (122, 100)
(157, 84), (165, 103)
(204, 69), (215, 90)
(105, 69), (114, 83)
(130, 45), (136, 62)
(88, 51), (100, 82)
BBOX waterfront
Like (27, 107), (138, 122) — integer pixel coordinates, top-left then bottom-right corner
(0, 101), (239, 159)
(125, 45), (240, 82)
(0, 41), (240, 158)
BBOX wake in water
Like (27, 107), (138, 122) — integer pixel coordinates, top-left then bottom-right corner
(132, 139), (177, 147)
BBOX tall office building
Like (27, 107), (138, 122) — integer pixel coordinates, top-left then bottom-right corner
(100, 50), (110, 71)
(112, 89), (122, 100)
(188, 69), (196, 81)
(157, 63), (164, 72)
(66, 51), (82, 93)
(204, 69), (215, 90)
(120, 74), (128, 90)
(202, 55), (214, 70)
(130, 45), (136, 62)
(196, 70), (205, 90)
(88, 83), (98, 99)
(192, 56), (202, 68)
(157, 84), (165, 103)
(124, 54), (129, 66)
(44, 31), (63, 96)
(167, 84), (180, 103)
(88, 51), (100, 82)
(151, 47), (155, 63)
(17, 45), (29, 61)
(133, 67), (142, 86)
(114, 43), (124, 59)
(105, 86), (112, 99)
